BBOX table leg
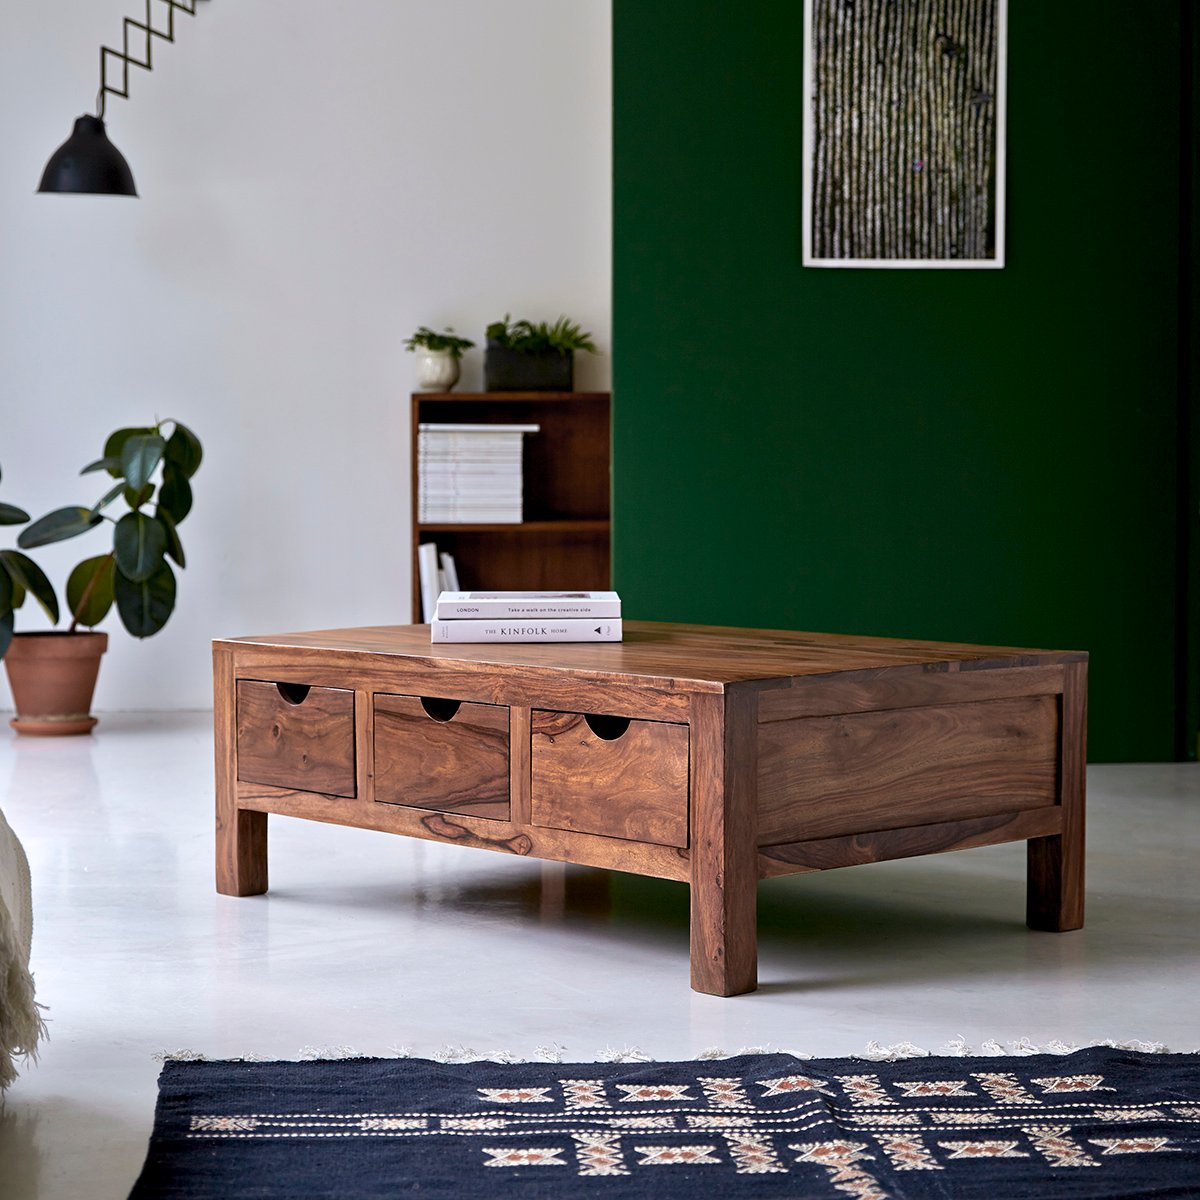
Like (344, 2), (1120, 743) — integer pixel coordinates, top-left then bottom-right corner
(1028, 660), (1086, 931)
(689, 690), (758, 996)
(214, 647), (268, 897)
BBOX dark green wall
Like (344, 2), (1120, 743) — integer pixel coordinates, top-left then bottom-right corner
(613, 0), (1191, 762)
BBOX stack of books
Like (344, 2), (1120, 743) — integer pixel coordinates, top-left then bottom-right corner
(430, 591), (622, 643)
(417, 423), (539, 524)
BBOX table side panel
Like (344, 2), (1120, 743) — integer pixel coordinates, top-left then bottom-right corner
(235, 780), (691, 881)
(759, 807), (1064, 877)
(757, 693), (1060, 845)
(758, 664), (1066, 721)
(221, 644), (692, 721)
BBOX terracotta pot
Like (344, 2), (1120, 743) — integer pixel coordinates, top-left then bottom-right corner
(3, 632), (108, 736)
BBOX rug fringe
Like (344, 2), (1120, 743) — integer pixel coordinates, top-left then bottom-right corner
(153, 1036), (1181, 1066)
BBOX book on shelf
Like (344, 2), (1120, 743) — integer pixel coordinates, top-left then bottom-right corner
(417, 542), (441, 622)
(439, 552), (460, 592)
(418, 423), (541, 435)
(417, 422), (538, 526)
(419, 507), (523, 523)
(435, 590), (621, 620)
(430, 616), (622, 643)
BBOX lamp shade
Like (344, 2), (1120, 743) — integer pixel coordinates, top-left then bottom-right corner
(38, 115), (137, 196)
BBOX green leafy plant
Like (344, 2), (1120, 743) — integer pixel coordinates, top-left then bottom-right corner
(404, 326), (475, 359)
(17, 420), (203, 639)
(485, 314), (597, 355)
(0, 465), (59, 659)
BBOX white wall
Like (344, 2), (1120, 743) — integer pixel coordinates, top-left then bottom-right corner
(0, 0), (611, 711)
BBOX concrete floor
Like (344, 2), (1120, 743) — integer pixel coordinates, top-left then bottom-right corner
(0, 711), (1196, 1199)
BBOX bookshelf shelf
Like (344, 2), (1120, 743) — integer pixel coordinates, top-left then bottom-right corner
(410, 391), (612, 618)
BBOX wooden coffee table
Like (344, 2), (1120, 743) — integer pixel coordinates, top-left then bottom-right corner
(213, 622), (1086, 996)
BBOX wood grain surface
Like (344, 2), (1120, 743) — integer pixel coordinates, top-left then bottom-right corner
(530, 710), (690, 848)
(1028, 660), (1087, 931)
(217, 622), (1086, 694)
(759, 808), (1063, 877)
(235, 680), (357, 798)
(373, 693), (509, 820)
(688, 688), (759, 996)
(214, 646), (267, 896)
(758, 664), (1066, 721)
(757, 695), (1060, 844)
(236, 779), (691, 882)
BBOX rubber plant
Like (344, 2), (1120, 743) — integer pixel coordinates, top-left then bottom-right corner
(0, 465), (59, 659)
(17, 420), (202, 636)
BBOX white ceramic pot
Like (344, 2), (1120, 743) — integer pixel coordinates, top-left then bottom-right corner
(414, 348), (460, 391)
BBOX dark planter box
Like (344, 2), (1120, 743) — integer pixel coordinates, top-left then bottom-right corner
(484, 341), (573, 392)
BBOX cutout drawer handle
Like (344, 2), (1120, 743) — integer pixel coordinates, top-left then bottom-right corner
(421, 697), (462, 722)
(276, 683), (311, 706)
(584, 713), (631, 741)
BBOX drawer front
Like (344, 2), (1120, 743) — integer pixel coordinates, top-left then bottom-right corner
(236, 680), (356, 797)
(374, 694), (509, 821)
(530, 710), (689, 848)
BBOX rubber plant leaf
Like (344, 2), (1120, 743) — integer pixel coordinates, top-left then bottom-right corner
(80, 455), (123, 476)
(123, 483), (155, 510)
(66, 555), (116, 629)
(157, 511), (186, 569)
(158, 467), (193, 524)
(163, 422), (203, 478)
(0, 550), (60, 624)
(102, 428), (154, 478)
(17, 506), (101, 548)
(114, 560), (176, 638)
(114, 512), (168, 583)
(91, 481), (126, 516)
(120, 434), (166, 494)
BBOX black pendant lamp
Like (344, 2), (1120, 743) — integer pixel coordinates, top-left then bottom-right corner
(38, 0), (202, 197)
(39, 115), (137, 196)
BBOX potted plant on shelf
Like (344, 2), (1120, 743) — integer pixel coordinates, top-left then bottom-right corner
(484, 315), (597, 392)
(404, 326), (475, 391)
(2, 420), (202, 736)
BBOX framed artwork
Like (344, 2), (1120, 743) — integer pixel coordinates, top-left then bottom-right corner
(802, 0), (1007, 269)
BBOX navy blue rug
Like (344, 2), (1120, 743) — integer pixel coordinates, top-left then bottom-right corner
(128, 1047), (1200, 1198)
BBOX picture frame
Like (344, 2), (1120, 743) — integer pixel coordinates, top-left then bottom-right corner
(802, 0), (1008, 269)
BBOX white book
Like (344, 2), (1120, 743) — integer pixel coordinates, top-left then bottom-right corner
(435, 590), (622, 620)
(439, 552), (460, 592)
(430, 616), (622, 643)
(419, 510), (523, 524)
(417, 542), (440, 622)
(419, 423), (540, 434)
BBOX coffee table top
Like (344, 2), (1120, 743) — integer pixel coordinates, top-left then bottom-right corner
(218, 622), (1086, 693)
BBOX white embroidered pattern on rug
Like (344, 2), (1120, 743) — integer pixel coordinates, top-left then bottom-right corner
(181, 1061), (1194, 1191)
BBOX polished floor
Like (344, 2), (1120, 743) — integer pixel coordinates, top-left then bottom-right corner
(0, 712), (1197, 1199)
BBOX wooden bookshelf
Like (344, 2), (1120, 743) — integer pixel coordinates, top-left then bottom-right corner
(410, 392), (611, 619)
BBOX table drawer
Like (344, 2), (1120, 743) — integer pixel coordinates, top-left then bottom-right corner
(374, 694), (509, 820)
(531, 710), (689, 848)
(236, 680), (356, 797)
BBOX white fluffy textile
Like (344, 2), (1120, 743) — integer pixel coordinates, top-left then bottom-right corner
(0, 807), (45, 1088)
